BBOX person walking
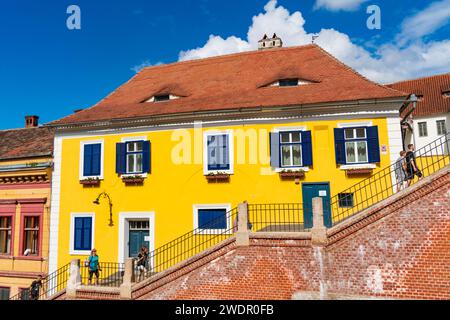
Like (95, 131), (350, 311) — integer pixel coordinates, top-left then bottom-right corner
(395, 151), (407, 191)
(136, 246), (149, 281)
(86, 248), (102, 285)
(29, 275), (43, 300)
(405, 144), (423, 186)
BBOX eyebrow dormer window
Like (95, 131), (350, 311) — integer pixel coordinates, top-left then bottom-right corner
(279, 79), (299, 87)
(145, 94), (181, 103)
(154, 94), (170, 102)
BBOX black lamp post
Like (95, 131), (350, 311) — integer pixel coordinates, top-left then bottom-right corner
(93, 192), (114, 227)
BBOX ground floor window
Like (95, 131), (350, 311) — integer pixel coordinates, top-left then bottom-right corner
(0, 287), (10, 300)
(437, 120), (447, 135)
(19, 288), (30, 300)
(194, 205), (231, 234)
(338, 193), (354, 208)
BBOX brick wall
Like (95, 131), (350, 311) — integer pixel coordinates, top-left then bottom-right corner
(63, 168), (449, 300)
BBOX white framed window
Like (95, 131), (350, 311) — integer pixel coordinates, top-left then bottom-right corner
(344, 128), (368, 164)
(193, 204), (232, 235)
(69, 213), (95, 256)
(79, 140), (104, 180)
(279, 131), (303, 167)
(203, 130), (234, 175)
(121, 136), (148, 177)
(418, 122), (428, 137)
(437, 120), (447, 136)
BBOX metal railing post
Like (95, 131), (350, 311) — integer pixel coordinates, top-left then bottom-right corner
(236, 201), (250, 246)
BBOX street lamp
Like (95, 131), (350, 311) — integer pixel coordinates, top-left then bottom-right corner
(93, 192), (114, 227)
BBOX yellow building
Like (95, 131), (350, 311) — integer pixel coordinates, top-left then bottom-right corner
(47, 44), (408, 277)
(0, 116), (54, 299)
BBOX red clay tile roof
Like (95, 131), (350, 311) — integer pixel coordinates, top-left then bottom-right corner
(388, 73), (450, 117)
(51, 44), (406, 126)
(0, 127), (54, 161)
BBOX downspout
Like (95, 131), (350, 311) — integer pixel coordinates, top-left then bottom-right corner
(400, 94), (418, 150)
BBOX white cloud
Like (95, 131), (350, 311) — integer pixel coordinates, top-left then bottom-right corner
(131, 60), (163, 73)
(398, 0), (450, 45)
(314, 0), (368, 12)
(176, 0), (450, 83)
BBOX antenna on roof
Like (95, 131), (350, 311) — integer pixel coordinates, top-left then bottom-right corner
(312, 34), (319, 44)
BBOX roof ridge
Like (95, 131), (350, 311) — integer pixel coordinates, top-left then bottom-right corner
(139, 44), (318, 71)
(386, 72), (450, 86)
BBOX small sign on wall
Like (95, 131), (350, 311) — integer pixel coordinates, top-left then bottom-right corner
(381, 145), (388, 155)
(144, 236), (151, 242)
(319, 190), (327, 197)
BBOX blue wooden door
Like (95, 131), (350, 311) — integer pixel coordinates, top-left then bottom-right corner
(302, 183), (332, 228)
(128, 220), (150, 258)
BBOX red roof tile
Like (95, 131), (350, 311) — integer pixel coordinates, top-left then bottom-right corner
(388, 73), (450, 117)
(51, 44), (406, 126)
(0, 127), (54, 161)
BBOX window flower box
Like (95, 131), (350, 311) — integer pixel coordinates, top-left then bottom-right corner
(79, 178), (100, 186)
(122, 176), (145, 184)
(279, 170), (305, 179)
(346, 168), (373, 176)
(205, 172), (230, 182)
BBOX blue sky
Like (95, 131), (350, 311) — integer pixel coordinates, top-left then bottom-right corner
(0, 0), (449, 130)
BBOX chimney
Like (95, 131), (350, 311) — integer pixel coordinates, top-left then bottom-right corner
(25, 115), (39, 128)
(258, 33), (283, 50)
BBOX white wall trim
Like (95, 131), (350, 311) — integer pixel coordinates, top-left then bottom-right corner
(120, 136), (148, 143)
(273, 126), (307, 133)
(203, 130), (234, 175)
(118, 212), (155, 264)
(340, 164), (377, 170)
(79, 139), (104, 180)
(337, 121), (373, 128)
(48, 136), (63, 275)
(53, 110), (399, 140)
(69, 213), (95, 256)
(193, 204), (232, 235)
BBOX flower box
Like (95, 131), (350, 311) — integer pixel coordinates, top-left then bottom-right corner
(79, 179), (100, 186)
(279, 171), (305, 179)
(122, 177), (145, 184)
(205, 173), (230, 182)
(346, 169), (373, 176)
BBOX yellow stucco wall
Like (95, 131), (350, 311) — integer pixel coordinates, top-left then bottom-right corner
(55, 117), (393, 268)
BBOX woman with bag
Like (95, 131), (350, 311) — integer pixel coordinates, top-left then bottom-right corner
(86, 248), (102, 285)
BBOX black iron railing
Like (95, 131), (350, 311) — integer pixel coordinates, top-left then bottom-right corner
(331, 132), (450, 225)
(138, 207), (238, 280)
(9, 263), (71, 300)
(80, 262), (125, 287)
(248, 203), (307, 232)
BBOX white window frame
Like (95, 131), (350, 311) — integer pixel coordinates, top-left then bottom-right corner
(273, 127), (310, 172)
(436, 120), (447, 136)
(418, 122), (428, 137)
(203, 130), (234, 175)
(193, 204), (232, 235)
(279, 131), (303, 168)
(338, 122), (373, 168)
(69, 213), (95, 256)
(344, 128), (369, 165)
(79, 140), (104, 180)
(121, 136), (148, 178)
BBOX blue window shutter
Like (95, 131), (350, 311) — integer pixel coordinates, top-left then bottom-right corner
(74, 218), (82, 250)
(334, 128), (346, 165)
(91, 144), (101, 176)
(83, 145), (93, 176)
(220, 135), (230, 170)
(301, 131), (313, 167)
(142, 141), (151, 173)
(116, 143), (126, 174)
(270, 132), (280, 168)
(198, 209), (227, 229)
(367, 126), (380, 163)
(83, 218), (92, 250)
